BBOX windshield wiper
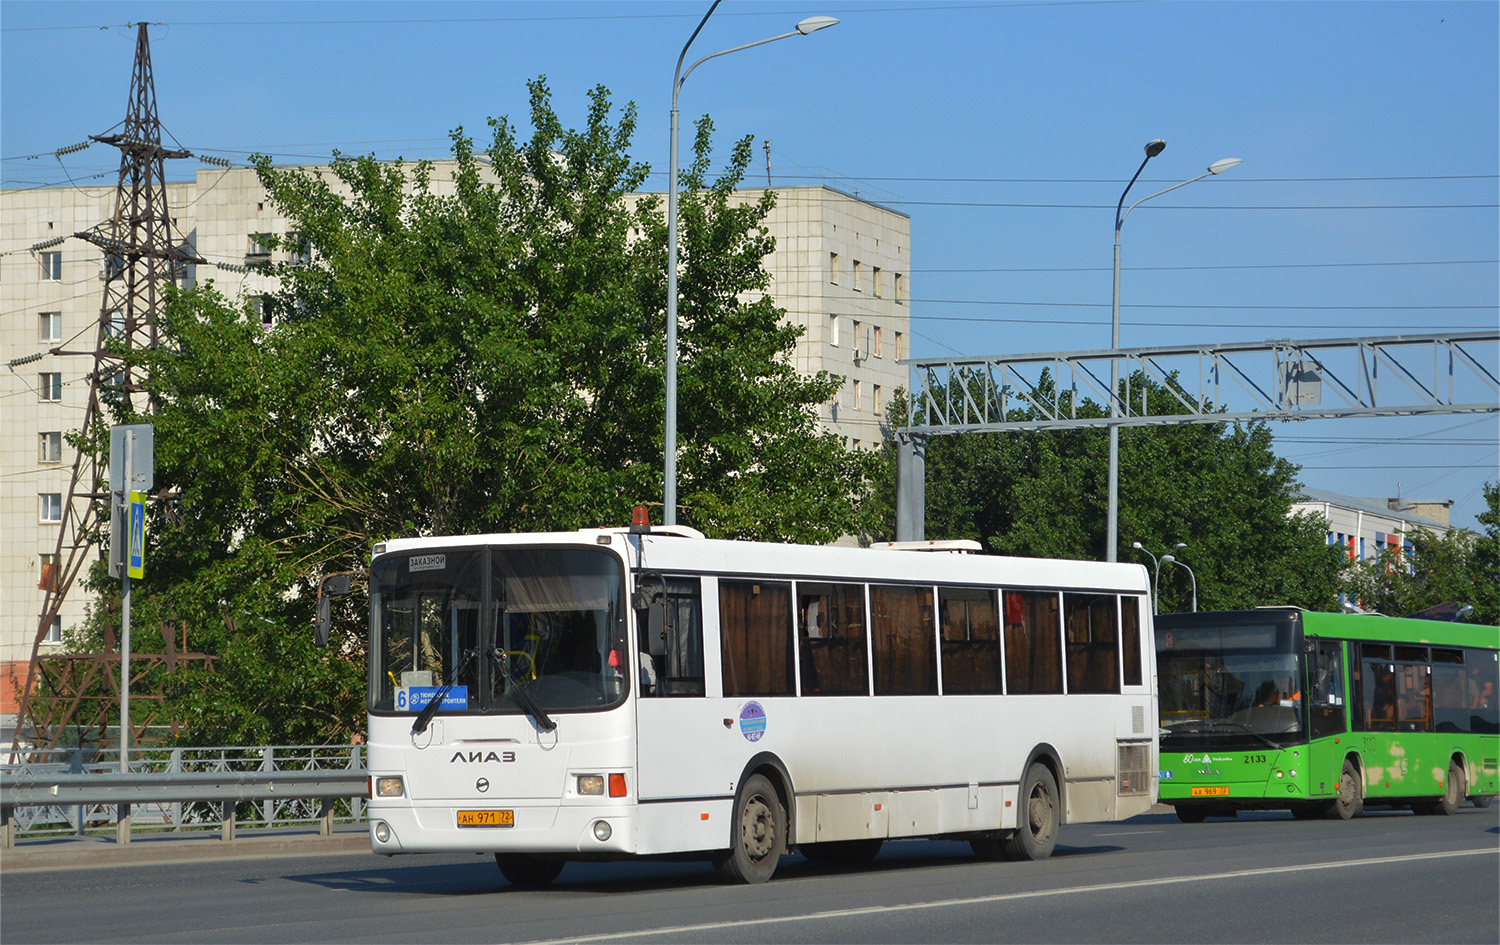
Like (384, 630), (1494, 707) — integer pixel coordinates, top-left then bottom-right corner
(492, 645), (557, 733)
(411, 648), (477, 736)
(1165, 718), (1283, 752)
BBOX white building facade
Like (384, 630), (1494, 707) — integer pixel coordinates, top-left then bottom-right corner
(1292, 486), (1455, 564)
(1, 165), (910, 720)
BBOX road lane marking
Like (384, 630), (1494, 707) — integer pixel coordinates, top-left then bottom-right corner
(513, 848), (1497, 945)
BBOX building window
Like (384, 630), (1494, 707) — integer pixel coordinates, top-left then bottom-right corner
(287, 231), (313, 266)
(852, 260), (862, 292)
(39, 431), (63, 463)
(873, 326), (883, 358)
(872, 266), (882, 297)
(39, 312), (61, 343)
(103, 252), (126, 282)
(852, 320), (862, 358)
(39, 553), (59, 592)
(853, 379), (862, 410)
(894, 331), (904, 361)
(829, 313), (840, 347)
(874, 384), (883, 413)
(247, 233), (272, 265)
(40, 251), (62, 281)
(104, 310), (126, 339)
(39, 372), (62, 402)
(44, 616), (63, 646)
(829, 252), (839, 285)
(894, 273), (903, 304)
(40, 493), (63, 523)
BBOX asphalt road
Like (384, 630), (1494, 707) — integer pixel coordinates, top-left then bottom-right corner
(2, 807), (1495, 944)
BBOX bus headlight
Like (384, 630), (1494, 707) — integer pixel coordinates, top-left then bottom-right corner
(374, 821), (391, 843)
(578, 775), (605, 796)
(375, 776), (405, 797)
(593, 820), (612, 842)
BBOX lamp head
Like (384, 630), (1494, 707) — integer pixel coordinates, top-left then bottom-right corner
(1173, 542), (1187, 551)
(1131, 541), (1144, 550)
(796, 15), (839, 34)
(1162, 554), (1176, 564)
(1208, 157), (1242, 175)
(1144, 139), (1167, 159)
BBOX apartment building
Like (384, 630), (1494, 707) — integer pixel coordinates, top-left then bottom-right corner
(0, 164), (910, 720)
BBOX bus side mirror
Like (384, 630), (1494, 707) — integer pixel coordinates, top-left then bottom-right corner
(314, 573), (354, 648)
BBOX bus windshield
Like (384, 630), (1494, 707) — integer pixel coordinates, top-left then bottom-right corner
(369, 546), (628, 717)
(1157, 617), (1306, 749)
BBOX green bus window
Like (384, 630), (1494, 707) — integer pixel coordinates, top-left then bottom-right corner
(939, 587), (1001, 694)
(1395, 663), (1431, 732)
(1432, 651), (1470, 734)
(1466, 648), (1499, 734)
(798, 582), (869, 696)
(719, 580), (794, 697)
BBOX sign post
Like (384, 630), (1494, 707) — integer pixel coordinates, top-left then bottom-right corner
(109, 424), (153, 795)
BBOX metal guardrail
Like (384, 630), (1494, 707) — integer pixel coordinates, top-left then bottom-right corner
(0, 745), (368, 850)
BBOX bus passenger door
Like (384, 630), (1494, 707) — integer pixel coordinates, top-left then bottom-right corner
(1307, 639), (1348, 797)
(635, 576), (728, 801)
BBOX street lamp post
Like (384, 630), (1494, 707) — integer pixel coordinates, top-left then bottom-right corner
(1162, 553), (1198, 613)
(665, 4), (838, 525)
(1131, 540), (1185, 613)
(1105, 143), (1241, 560)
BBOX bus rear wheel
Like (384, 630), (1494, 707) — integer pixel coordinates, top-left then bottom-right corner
(712, 773), (786, 884)
(1417, 761), (1465, 816)
(1175, 805), (1208, 823)
(1325, 759), (1363, 820)
(495, 853), (565, 887)
(1003, 762), (1059, 861)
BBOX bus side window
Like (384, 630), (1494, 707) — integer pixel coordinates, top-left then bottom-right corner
(640, 577), (705, 698)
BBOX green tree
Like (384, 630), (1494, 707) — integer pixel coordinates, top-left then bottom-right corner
(878, 372), (1344, 614)
(1339, 483), (1500, 624)
(81, 79), (872, 746)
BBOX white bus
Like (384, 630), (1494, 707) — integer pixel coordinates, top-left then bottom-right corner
(330, 519), (1157, 885)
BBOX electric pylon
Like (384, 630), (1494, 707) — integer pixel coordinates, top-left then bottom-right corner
(13, 23), (205, 755)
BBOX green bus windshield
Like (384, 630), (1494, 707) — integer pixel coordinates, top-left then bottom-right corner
(1157, 613), (1306, 750)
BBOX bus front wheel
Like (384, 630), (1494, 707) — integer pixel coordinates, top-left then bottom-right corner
(1325, 759), (1363, 820)
(712, 773), (786, 884)
(1003, 762), (1060, 861)
(495, 853), (565, 887)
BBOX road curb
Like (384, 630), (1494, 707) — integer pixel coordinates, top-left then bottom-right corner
(1, 833), (371, 872)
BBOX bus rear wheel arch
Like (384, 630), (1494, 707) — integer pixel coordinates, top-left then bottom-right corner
(1415, 758), (1466, 816)
(1002, 761), (1061, 860)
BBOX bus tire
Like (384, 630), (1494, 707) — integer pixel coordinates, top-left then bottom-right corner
(801, 838), (883, 864)
(1472, 795), (1494, 809)
(1175, 806), (1207, 823)
(1003, 762), (1060, 861)
(1325, 759), (1363, 820)
(712, 773), (785, 884)
(495, 853), (565, 887)
(1422, 760), (1465, 816)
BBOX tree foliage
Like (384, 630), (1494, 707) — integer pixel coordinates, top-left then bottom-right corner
(1338, 483), (1500, 624)
(76, 80), (873, 746)
(878, 372), (1346, 614)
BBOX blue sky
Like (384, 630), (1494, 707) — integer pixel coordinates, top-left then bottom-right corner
(4, 0), (1496, 530)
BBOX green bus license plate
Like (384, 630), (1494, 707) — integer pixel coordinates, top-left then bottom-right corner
(457, 809), (514, 827)
(1190, 786), (1230, 798)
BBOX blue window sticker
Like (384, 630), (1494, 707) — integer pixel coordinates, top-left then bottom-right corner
(399, 686), (468, 711)
(738, 701), (767, 742)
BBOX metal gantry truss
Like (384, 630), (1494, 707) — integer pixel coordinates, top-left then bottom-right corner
(894, 331), (1500, 540)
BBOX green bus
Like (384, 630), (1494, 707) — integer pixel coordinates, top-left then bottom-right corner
(1157, 608), (1498, 821)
